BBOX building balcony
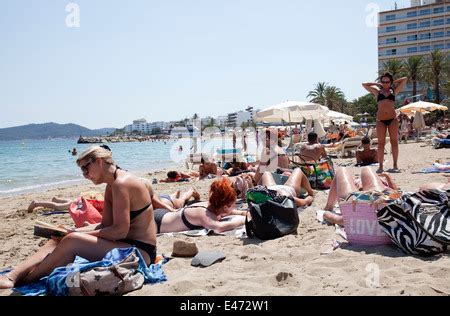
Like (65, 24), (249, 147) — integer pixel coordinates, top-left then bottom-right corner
(379, 20), (450, 35)
(378, 35), (449, 48)
(378, 46), (450, 60)
(380, 10), (448, 25)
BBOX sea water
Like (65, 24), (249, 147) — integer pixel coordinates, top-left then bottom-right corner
(0, 136), (259, 197)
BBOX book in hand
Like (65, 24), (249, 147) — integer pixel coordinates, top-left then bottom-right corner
(34, 220), (69, 239)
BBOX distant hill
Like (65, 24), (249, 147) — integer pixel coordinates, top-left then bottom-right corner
(0, 123), (117, 141)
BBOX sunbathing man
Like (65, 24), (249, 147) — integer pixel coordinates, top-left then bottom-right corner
(259, 168), (314, 208)
(199, 158), (222, 179)
(298, 132), (328, 162)
(322, 167), (398, 226)
(356, 137), (378, 166)
(154, 178), (247, 234)
(159, 171), (199, 183)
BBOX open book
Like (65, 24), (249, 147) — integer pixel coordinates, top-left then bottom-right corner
(34, 220), (69, 239)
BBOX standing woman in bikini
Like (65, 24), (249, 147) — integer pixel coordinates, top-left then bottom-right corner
(362, 73), (407, 173)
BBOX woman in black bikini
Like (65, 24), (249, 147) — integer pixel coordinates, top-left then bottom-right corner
(154, 178), (246, 234)
(0, 146), (157, 289)
(362, 73), (407, 173)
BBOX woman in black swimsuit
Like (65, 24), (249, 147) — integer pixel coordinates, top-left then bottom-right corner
(154, 178), (246, 234)
(362, 73), (407, 173)
(0, 146), (157, 289)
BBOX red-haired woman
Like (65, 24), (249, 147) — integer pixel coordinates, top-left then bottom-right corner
(154, 178), (246, 234)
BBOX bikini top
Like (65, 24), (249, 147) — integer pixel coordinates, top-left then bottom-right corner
(377, 89), (396, 102)
(114, 166), (151, 221)
(181, 205), (208, 230)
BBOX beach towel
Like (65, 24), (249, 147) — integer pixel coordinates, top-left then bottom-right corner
(434, 139), (450, 149)
(420, 162), (450, 174)
(291, 157), (335, 190)
(12, 247), (167, 296)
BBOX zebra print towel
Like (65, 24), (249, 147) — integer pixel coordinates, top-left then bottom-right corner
(377, 189), (450, 257)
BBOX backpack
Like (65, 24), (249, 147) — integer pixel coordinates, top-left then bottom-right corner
(245, 194), (299, 241)
(377, 189), (450, 257)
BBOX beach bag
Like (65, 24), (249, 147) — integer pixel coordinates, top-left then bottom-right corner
(245, 186), (279, 204)
(339, 192), (392, 246)
(377, 189), (450, 256)
(68, 250), (144, 296)
(86, 199), (104, 213)
(69, 197), (103, 228)
(293, 156), (335, 190)
(245, 196), (299, 240)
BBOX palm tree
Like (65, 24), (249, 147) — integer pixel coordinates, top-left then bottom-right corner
(402, 56), (425, 102)
(424, 50), (450, 104)
(323, 86), (345, 111)
(443, 81), (450, 106)
(380, 59), (404, 79)
(307, 82), (327, 104)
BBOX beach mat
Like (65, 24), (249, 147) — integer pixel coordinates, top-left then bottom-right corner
(419, 162), (450, 174)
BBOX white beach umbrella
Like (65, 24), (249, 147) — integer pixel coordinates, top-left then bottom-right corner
(313, 119), (326, 138)
(321, 106), (354, 127)
(399, 101), (448, 115)
(256, 101), (327, 123)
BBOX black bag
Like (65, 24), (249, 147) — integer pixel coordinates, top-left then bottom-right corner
(377, 189), (450, 257)
(245, 196), (299, 240)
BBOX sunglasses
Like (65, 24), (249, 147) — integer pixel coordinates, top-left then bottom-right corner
(80, 160), (94, 176)
(381, 81), (391, 84)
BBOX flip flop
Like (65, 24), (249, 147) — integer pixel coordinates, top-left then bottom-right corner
(191, 251), (226, 268)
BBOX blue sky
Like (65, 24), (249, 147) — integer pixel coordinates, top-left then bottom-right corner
(0, 0), (410, 129)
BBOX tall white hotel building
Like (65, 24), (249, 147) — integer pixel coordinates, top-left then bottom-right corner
(378, 0), (450, 101)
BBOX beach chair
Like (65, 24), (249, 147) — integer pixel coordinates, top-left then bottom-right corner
(214, 148), (245, 167)
(325, 137), (363, 158)
(340, 137), (364, 158)
(185, 153), (210, 170)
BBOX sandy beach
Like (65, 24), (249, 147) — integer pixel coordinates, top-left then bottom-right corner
(0, 142), (449, 296)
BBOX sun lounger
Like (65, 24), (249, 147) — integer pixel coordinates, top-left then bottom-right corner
(185, 153), (210, 170)
(325, 137), (363, 158)
(214, 148), (245, 166)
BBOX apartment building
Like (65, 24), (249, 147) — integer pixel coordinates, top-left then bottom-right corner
(378, 0), (450, 100)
